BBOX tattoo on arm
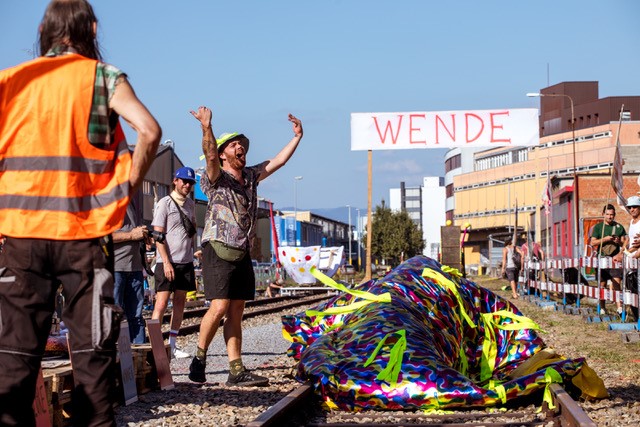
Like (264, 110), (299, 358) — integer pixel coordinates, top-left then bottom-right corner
(202, 126), (216, 157)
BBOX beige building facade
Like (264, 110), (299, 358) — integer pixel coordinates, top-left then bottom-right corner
(452, 82), (640, 273)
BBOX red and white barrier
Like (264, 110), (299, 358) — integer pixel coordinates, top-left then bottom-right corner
(518, 255), (639, 309)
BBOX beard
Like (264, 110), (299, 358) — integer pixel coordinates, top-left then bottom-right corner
(227, 151), (246, 169)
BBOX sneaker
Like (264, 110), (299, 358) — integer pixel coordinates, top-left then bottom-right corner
(188, 357), (206, 383)
(226, 370), (269, 387)
(599, 308), (606, 316)
(171, 346), (190, 359)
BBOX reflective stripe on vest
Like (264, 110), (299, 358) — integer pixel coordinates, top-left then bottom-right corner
(0, 54), (131, 240)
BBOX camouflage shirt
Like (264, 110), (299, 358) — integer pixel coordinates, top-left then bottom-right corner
(200, 166), (261, 250)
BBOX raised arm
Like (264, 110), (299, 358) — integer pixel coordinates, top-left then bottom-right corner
(259, 114), (303, 181)
(190, 106), (220, 183)
(110, 77), (162, 193)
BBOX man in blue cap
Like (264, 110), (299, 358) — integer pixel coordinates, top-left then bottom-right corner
(151, 166), (198, 358)
(188, 105), (303, 386)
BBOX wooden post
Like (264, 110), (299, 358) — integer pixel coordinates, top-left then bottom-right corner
(364, 150), (373, 282)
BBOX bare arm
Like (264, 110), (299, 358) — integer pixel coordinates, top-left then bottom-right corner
(259, 114), (303, 181)
(109, 77), (162, 193)
(112, 225), (147, 243)
(190, 106), (220, 183)
(501, 248), (507, 271)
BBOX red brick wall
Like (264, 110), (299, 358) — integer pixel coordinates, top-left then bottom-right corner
(579, 174), (639, 223)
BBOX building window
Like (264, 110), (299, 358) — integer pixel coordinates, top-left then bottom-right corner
(446, 210), (454, 222)
(445, 184), (454, 198)
(157, 184), (169, 199)
(445, 154), (461, 173)
(142, 180), (153, 196)
(406, 188), (420, 197)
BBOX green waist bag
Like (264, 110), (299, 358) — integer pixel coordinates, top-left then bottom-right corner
(211, 240), (247, 262)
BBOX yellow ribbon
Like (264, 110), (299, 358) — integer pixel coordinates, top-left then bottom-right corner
(422, 267), (475, 375)
(538, 367), (562, 412)
(422, 268), (475, 328)
(305, 266), (391, 321)
(363, 330), (407, 385)
(486, 379), (507, 404)
(480, 310), (543, 382)
(441, 265), (463, 279)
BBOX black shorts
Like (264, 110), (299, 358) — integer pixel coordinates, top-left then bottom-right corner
(505, 268), (519, 282)
(600, 268), (622, 284)
(202, 242), (255, 300)
(155, 262), (196, 293)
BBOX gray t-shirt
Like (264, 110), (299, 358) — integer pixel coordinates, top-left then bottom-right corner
(113, 192), (143, 272)
(151, 195), (196, 264)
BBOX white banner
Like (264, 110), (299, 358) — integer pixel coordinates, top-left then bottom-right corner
(318, 246), (344, 278)
(279, 246), (321, 284)
(351, 108), (539, 150)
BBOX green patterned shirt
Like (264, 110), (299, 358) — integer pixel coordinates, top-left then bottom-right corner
(45, 45), (126, 148)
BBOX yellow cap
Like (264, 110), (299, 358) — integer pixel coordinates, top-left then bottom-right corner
(216, 132), (249, 153)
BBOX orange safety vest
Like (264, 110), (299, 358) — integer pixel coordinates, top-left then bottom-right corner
(0, 54), (132, 240)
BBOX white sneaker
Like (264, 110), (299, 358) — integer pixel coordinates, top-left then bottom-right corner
(599, 309), (606, 316)
(171, 347), (190, 359)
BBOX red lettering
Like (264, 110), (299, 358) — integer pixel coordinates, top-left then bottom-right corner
(409, 114), (426, 144)
(465, 113), (484, 143)
(490, 111), (511, 143)
(435, 113), (456, 144)
(373, 115), (403, 145)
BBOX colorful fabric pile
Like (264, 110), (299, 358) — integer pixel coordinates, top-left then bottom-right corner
(282, 256), (606, 411)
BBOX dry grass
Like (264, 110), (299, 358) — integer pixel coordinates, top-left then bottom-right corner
(470, 274), (640, 383)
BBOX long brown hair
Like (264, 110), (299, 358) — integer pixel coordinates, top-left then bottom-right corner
(38, 0), (102, 60)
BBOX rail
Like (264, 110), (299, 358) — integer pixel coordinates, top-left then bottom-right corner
(246, 382), (596, 427)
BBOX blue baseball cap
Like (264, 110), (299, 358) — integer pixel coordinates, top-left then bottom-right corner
(174, 166), (196, 182)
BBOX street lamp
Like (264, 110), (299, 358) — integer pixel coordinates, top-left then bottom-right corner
(293, 176), (303, 246)
(346, 205), (352, 266)
(164, 139), (175, 176)
(527, 92), (578, 257)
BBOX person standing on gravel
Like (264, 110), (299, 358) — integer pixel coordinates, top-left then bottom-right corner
(151, 166), (198, 359)
(0, 1), (161, 424)
(113, 190), (150, 344)
(188, 105), (303, 386)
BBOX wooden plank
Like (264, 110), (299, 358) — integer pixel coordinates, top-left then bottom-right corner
(33, 368), (52, 427)
(117, 321), (138, 405)
(146, 319), (174, 390)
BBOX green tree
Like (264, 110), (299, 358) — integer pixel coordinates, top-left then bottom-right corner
(366, 203), (425, 266)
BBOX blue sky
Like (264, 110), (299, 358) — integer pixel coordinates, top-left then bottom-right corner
(2, 0), (640, 213)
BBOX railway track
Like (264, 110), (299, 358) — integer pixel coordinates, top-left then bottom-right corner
(157, 293), (335, 339)
(247, 382), (597, 427)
